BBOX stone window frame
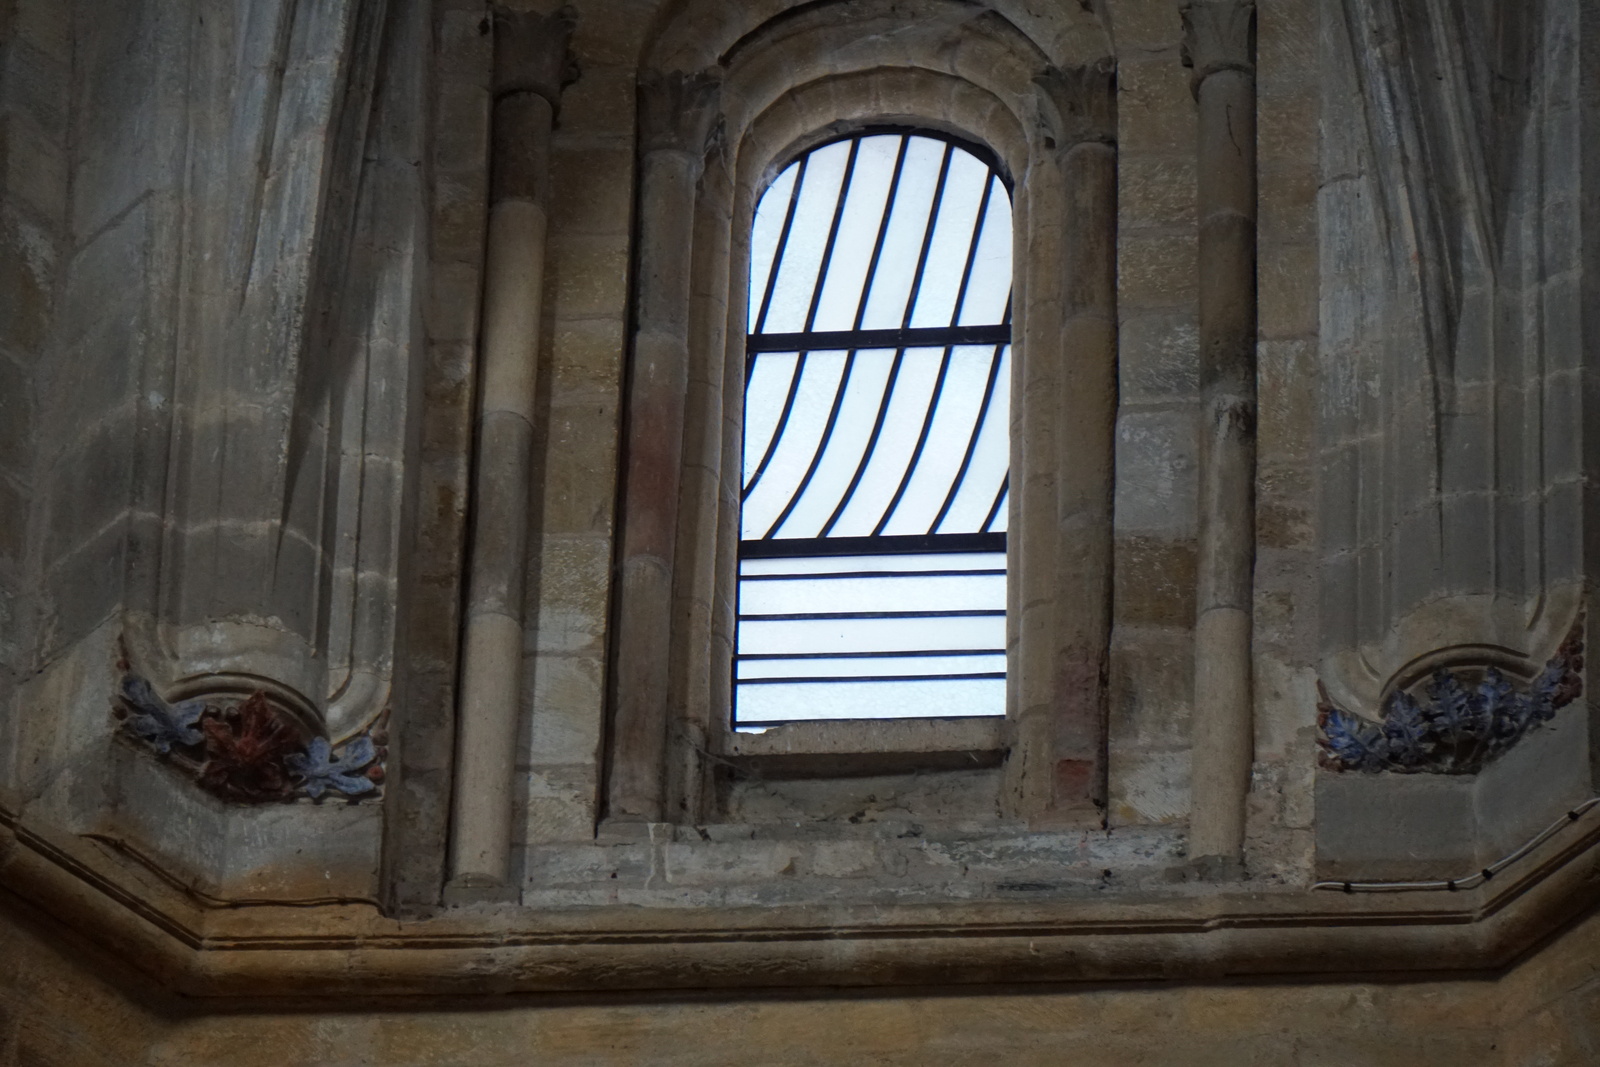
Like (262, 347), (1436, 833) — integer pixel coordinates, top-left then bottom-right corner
(607, 9), (1119, 830)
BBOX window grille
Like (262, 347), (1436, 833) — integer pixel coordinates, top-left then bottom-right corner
(736, 130), (1013, 725)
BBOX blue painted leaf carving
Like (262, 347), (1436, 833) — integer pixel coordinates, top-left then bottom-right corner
(118, 674), (205, 754)
(1316, 616), (1585, 775)
(285, 735), (378, 799)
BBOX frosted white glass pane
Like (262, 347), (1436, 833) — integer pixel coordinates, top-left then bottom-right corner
(748, 164), (799, 331)
(738, 614), (1004, 656)
(741, 351), (846, 537)
(737, 653), (1006, 680)
(770, 348), (895, 538)
(740, 572), (1005, 616)
(762, 141), (851, 333)
(824, 347), (942, 535)
(741, 552), (1006, 576)
(858, 138), (946, 329)
(736, 678), (1006, 721)
(934, 347), (1010, 533)
(742, 352), (798, 488)
(878, 346), (994, 535)
(907, 151), (989, 328)
(809, 136), (901, 332)
(955, 177), (1013, 326)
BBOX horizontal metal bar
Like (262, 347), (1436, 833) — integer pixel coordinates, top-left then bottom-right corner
(740, 568), (1006, 582)
(736, 649), (1003, 661)
(745, 325), (1011, 353)
(739, 532), (1006, 558)
(739, 609), (1005, 622)
(737, 672), (1007, 686)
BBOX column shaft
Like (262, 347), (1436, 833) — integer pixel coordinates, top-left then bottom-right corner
(448, 9), (569, 891)
(606, 71), (721, 824)
(1183, 1), (1258, 866)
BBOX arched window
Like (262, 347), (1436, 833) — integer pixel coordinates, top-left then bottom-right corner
(735, 130), (1014, 725)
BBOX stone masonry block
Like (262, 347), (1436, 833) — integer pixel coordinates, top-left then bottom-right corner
(1113, 407), (1197, 535)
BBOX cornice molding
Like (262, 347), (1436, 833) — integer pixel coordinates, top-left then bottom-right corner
(5, 800), (1600, 997)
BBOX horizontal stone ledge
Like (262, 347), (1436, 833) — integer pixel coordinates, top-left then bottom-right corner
(5, 799), (1600, 997)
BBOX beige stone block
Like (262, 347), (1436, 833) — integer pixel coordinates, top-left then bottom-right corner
(1258, 238), (1316, 340)
(548, 232), (629, 321)
(430, 171), (489, 266)
(1118, 228), (1197, 312)
(1109, 0), (1184, 51)
(1259, 162), (1317, 247)
(1114, 535), (1197, 626)
(539, 397), (620, 534)
(1258, 82), (1319, 163)
(552, 317), (625, 395)
(1109, 624), (1194, 748)
(550, 144), (633, 236)
(522, 653), (605, 763)
(554, 64), (636, 138)
(1257, 0), (1318, 94)
(530, 534), (613, 654)
(1257, 462), (1312, 551)
(426, 260), (483, 344)
(1116, 57), (1195, 155)
(1108, 747), (1190, 825)
(1119, 153), (1196, 230)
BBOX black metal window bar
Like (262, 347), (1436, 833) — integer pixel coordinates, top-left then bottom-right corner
(736, 130), (1013, 726)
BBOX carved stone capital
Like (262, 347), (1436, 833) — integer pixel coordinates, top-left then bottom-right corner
(1033, 59), (1117, 151)
(493, 5), (578, 104)
(637, 68), (723, 158)
(1181, 0), (1255, 95)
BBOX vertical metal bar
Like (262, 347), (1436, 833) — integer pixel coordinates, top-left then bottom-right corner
(931, 341), (1006, 533)
(754, 156), (809, 334)
(741, 351), (808, 500)
(851, 134), (910, 329)
(950, 174), (997, 327)
(819, 346), (906, 535)
(871, 345), (955, 535)
(981, 473), (1009, 533)
(803, 136), (860, 331)
(763, 349), (859, 538)
(899, 142), (954, 329)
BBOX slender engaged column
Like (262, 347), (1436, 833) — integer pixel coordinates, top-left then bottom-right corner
(448, 8), (572, 893)
(606, 70), (722, 824)
(1012, 62), (1119, 822)
(1182, 0), (1258, 869)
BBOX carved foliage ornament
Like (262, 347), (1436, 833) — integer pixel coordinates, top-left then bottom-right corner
(1316, 619), (1584, 775)
(113, 669), (386, 804)
(1180, 0), (1255, 96)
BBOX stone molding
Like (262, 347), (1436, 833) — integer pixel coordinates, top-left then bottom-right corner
(3, 798), (1600, 995)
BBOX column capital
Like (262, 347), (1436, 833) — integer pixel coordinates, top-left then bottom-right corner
(492, 5), (577, 104)
(638, 68), (723, 158)
(1033, 59), (1117, 151)
(1181, 0), (1255, 95)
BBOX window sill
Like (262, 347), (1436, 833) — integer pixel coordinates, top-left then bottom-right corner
(716, 716), (1007, 777)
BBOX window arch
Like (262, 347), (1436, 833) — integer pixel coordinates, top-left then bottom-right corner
(735, 130), (1014, 724)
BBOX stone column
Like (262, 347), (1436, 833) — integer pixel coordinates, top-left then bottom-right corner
(448, 7), (572, 895)
(1011, 62), (1119, 822)
(1182, 0), (1257, 869)
(606, 69), (722, 825)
